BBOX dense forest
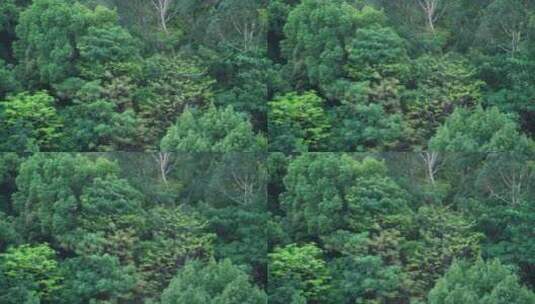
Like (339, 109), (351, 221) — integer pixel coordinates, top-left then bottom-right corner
(1, 0), (533, 152)
(1, 0), (535, 303)
(268, 0), (535, 152)
(0, 0), (268, 151)
(1, 152), (534, 303)
(267, 152), (535, 303)
(0, 152), (267, 303)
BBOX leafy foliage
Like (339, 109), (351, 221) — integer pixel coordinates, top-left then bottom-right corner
(429, 106), (533, 152)
(160, 259), (267, 304)
(428, 259), (535, 304)
(161, 105), (266, 152)
(0, 91), (63, 151)
(269, 91), (330, 151)
(0, 244), (62, 303)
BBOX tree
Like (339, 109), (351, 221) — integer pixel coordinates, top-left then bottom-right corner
(0, 59), (18, 98)
(77, 25), (141, 80)
(160, 105), (266, 152)
(475, 52), (535, 136)
(404, 53), (484, 146)
(11, 154), (143, 253)
(406, 206), (483, 297)
(139, 54), (215, 144)
(60, 254), (136, 304)
(282, 154), (411, 240)
(471, 154), (535, 287)
(329, 103), (406, 151)
(0, 0), (19, 61)
(0, 91), (63, 151)
(213, 49), (276, 130)
(269, 91), (330, 152)
(206, 0), (267, 53)
(428, 259), (535, 304)
(0, 213), (18, 252)
(477, 0), (534, 57)
(429, 106), (533, 152)
(415, 0), (448, 34)
(200, 154), (268, 283)
(13, 0), (120, 87)
(0, 153), (21, 214)
(345, 26), (410, 84)
(0, 244), (63, 303)
(281, 0), (385, 94)
(160, 259), (267, 304)
(269, 243), (331, 303)
(60, 80), (139, 151)
(326, 237), (411, 304)
(150, 0), (178, 34)
(135, 206), (214, 298)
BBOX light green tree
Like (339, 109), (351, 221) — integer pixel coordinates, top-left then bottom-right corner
(0, 244), (63, 303)
(428, 258), (535, 304)
(161, 105), (266, 152)
(160, 259), (267, 304)
(269, 91), (330, 152)
(0, 91), (63, 151)
(269, 243), (331, 303)
(429, 106), (533, 152)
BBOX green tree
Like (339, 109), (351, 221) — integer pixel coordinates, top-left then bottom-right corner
(345, 26), (410, 83)
(0, 59), (18, 98)
(404, 53), (484, 145)
(13, 0), (120, 87)
(269, 243), (331, 303)
(161, 105), (266, 152)
(329, 103), (406, 151)
(406, 206), (483, 297)
(477, 0), (534, 57)
(160, 259), (267, 304)
(60, 254), (136, 304)
(0, 91), (63, 151)
(60, 80), (139, 151)
(135, 206), (214, 299)
(139, 54), (215, 144)
(214, 49), (275, 130)
(282, 0), (385, 94)
(0, 0), (19, 61)
(0, 244), (63, 303)
(476, 52), (535, 136)
(428, 259), (535, 304)
(12, 153), (142, 253)
(471, 154), (535, 287)
(77, 25), (140, 80)
(0, 212), (19, 252)
(269, 91), (331, 152)
(429, 106), (533, 152)
(282, 154), (412, 240)
(326, 235), (411, 304)
(199, 154), (267, 283)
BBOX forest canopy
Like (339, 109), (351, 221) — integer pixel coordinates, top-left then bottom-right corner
(268, 0), (535, 152)
(1, 0), (535, 303)
(0, 0), (269, 152)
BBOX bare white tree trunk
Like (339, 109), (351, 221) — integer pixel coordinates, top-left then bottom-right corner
(416, 0), (447, 34)
(213, 4), (263, 53)
(153, 152), (173, 185)
(420, 152), (440, 185)
(499, 23), (523, 58)
(486, 164), (530, 206)
(151, 0), (177, 34)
